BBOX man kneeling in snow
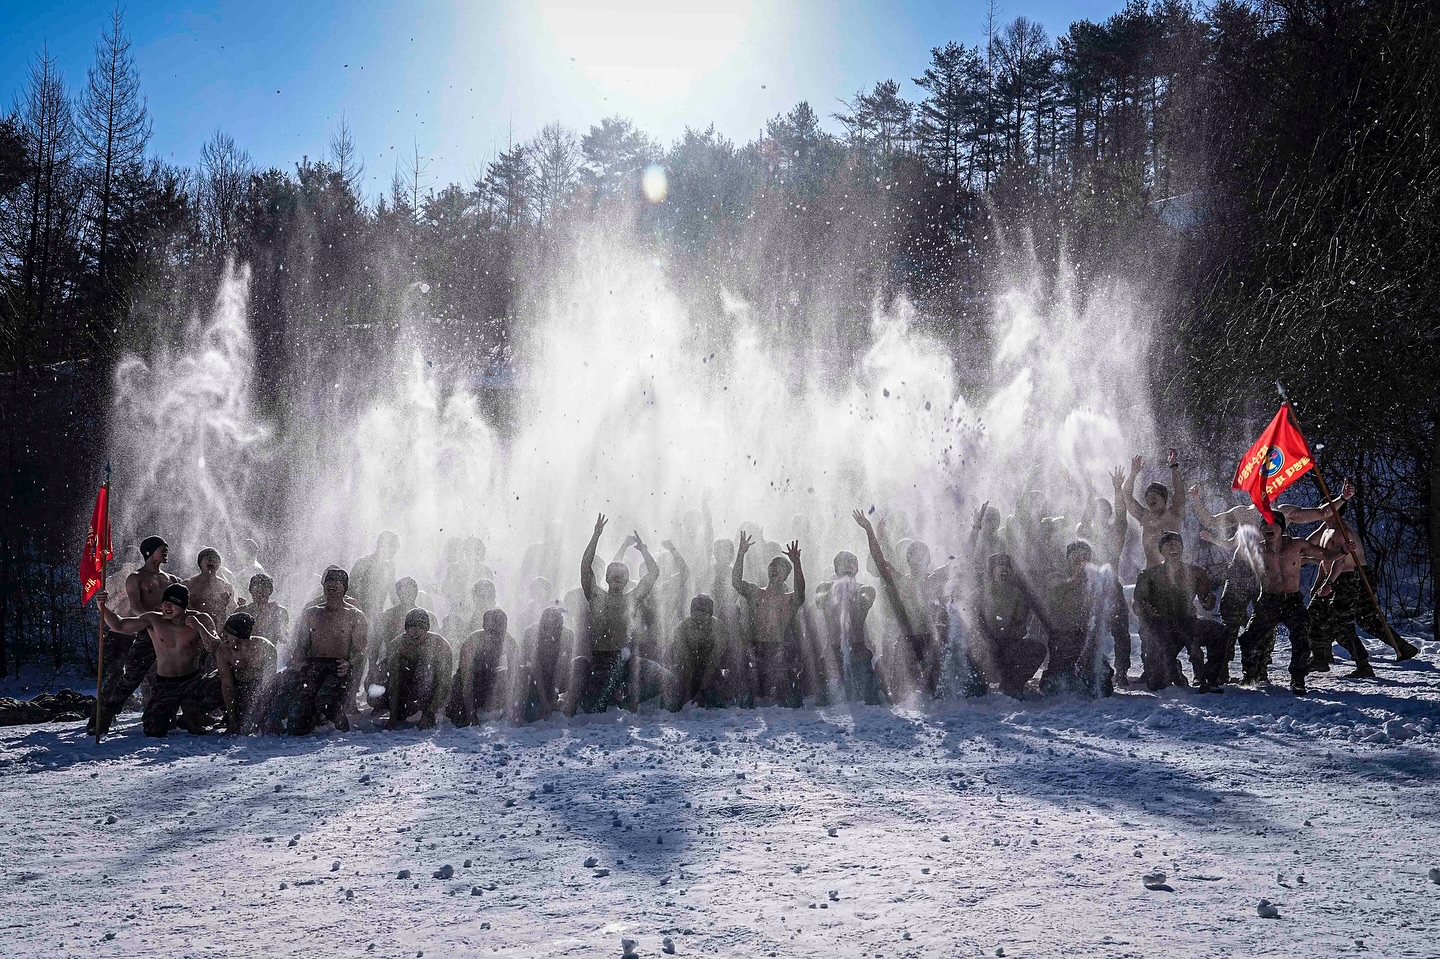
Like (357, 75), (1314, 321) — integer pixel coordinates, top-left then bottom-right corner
(1132, 532), (1227, 693)
(213, 611), (278, 735)
(97, 583), (222, 737)
(385, 608), (452, 730)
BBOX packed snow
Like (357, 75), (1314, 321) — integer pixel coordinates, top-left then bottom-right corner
(2, 634), (1438, 958)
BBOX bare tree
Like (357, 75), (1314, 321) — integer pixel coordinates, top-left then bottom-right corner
(400, 138), (428, 224)
(11, 45), (80, 333)
(198, 129), (252, 250)
(328, 113), (364, 198)
(77, 5), (150, 288)
(529, 122), (579, 229)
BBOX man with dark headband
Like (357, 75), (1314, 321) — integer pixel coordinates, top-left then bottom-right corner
(213, 611), (278, 734)
(285, 566), (368, 733)
(90, 535), (182, 735)
(1121, 452), (1189, 568)
(385, 608), (452, 730)
(365, 577), (433, 706)
(668, 594), (733, 709)
(451, 608), (511, 726)
(1238, 513), (1348, 694)
(96, 583), (222, 737)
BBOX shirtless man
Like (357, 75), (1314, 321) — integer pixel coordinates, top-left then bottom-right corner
(451, 608), (512, 726)
(733, 534), (806, 707)
(367, 577), (432, 703)
(669, 594), (732, 709)
(285, 566), (368, 733)
(1120, 452), (1188, 568)
(349, 531), (400, 619)
(1043, 541), (1114, 696)
(968, 553), (1049, 698)
(1307, 521), (1418, 674)
(813, 551), (881, 705)
(186, 548), (235, 664)
(1131, 532), (1227, 692)
(1238, 514), (1349, 694)
(91, 535), (182, 735)
(212, 611), (278, 734)
(518, 606), (572, 721)
(578, 514), (661, 712)
(97, 583), (221, 737)
(384, 608), (452, 730)
(1077, 469), (1133, 680)
(854, 510), (945, 697)
(1191, 479), (1356, 535)
(239, 573), (289, 655)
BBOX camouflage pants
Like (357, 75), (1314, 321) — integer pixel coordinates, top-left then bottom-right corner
(1309, 572), (1376, 669)
(1218, 580), (1260, 680)
(1240, 592), (1309, 682)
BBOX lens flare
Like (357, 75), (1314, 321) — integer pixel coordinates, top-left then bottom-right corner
(642, 164), (668, 203)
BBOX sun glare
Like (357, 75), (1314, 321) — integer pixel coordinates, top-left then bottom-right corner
(531, 0), (756, 105)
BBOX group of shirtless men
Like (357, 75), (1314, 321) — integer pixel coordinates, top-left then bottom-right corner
(88, 450), (1417, 738)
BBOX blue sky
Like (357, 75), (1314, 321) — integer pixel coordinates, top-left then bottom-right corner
(2, 1), (1123, 197)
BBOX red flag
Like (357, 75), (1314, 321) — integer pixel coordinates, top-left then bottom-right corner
(1232, 403), (1314, 522)
(80, 482), (112, 604)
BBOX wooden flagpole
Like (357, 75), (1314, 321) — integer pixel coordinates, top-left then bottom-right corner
(93, 462), (111, 744)
(1276, 383), (1414, 660)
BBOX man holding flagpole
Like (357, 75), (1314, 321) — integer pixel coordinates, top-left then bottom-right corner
(1239, 513), (1348, 693)
(1230, 402), (1377, 693)
(88, 535), (180, 735)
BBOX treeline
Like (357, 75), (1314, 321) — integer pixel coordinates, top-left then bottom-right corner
(1, 0), (1436, 672)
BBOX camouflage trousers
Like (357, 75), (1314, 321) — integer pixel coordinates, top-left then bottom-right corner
(1240, 591), (1310, 682)
(1309, 571), (1377, 669)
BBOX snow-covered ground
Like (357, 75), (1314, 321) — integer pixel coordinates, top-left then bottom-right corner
(3, 637), (1439, 958)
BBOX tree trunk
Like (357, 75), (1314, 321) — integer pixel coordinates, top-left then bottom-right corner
(1429, 418), (1440, 633)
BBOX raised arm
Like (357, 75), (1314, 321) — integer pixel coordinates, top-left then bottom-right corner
(581, 513), (606, 602)
(1119, 456), (1148, 522)
(663, 539), (691, 620)
(732, 533), (759, 600)
(1279, 479), (1354, 525)
(786, 541), (806, 604)
(968, 500), (990, 553)
(852, 509), (898, 583)
(632, 532), (661, 602)
(663, 539), (690, 584)
(700, 489), (715, 557)
(1166, 450), (1186, 523)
